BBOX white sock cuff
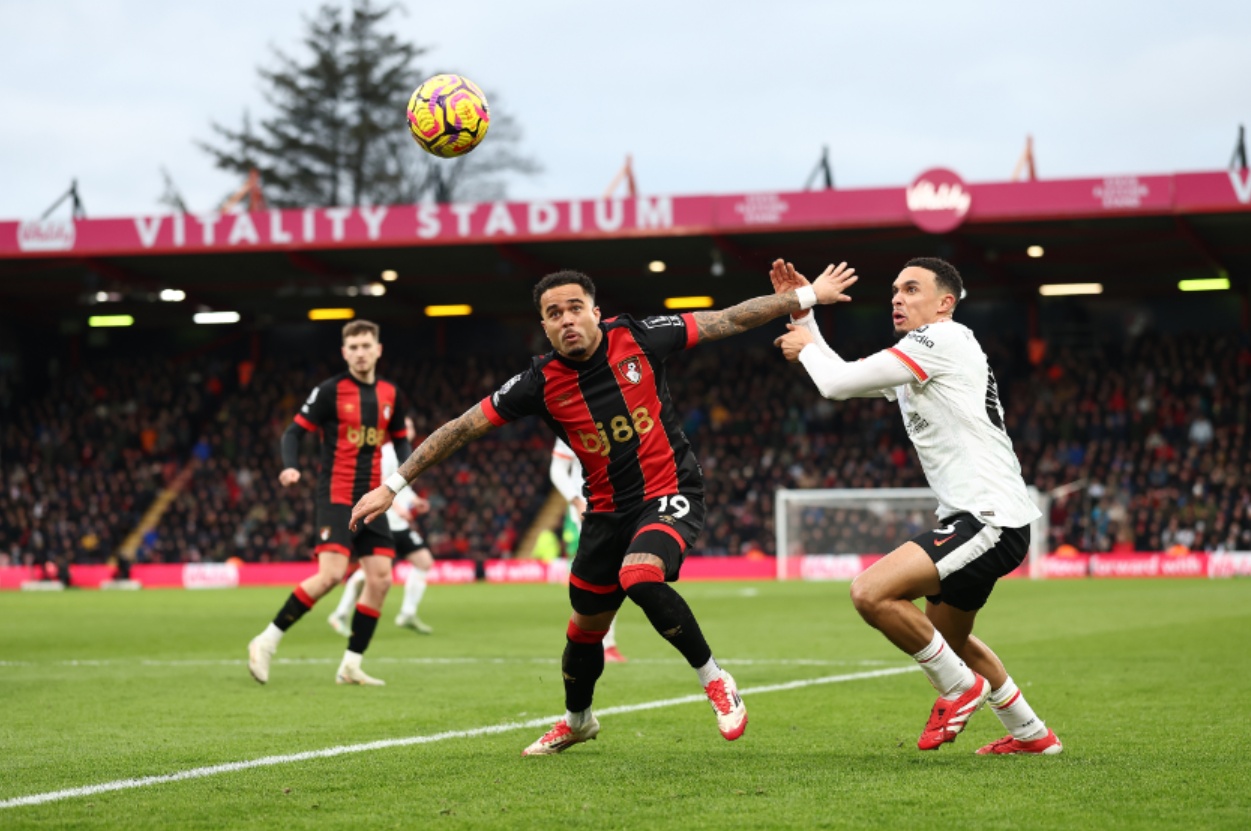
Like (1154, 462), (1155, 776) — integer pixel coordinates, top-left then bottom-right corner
(911, 629), (946, 663)
(989, 677), (1020, 708)
(696, 657), (722, 686)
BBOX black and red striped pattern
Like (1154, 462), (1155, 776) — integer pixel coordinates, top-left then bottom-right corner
(293, 372), (408, 506)
(483, 314), (702, 512)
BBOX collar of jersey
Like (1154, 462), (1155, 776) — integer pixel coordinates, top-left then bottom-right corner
(552, 321), (610, 371)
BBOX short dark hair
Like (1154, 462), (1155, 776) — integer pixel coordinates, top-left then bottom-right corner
(342, 319), (380, 341)
(905, 257), (963, 309)
(533, 270), (597, 313)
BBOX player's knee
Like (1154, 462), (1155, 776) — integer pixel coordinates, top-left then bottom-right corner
(366, 569), (393, 592)
(619, 562), (664, 596)
(849, 577), (881, 620)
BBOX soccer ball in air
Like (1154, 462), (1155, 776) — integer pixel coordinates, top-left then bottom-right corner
(406, 74), (490, 158)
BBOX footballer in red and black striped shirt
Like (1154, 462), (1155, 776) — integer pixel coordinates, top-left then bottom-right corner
(348, 265), (857, 752)
(247, 319), (413, 688)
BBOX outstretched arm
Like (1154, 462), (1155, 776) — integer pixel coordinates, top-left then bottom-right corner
(349, 403), (497, 530)
(693, 260), (857, 344)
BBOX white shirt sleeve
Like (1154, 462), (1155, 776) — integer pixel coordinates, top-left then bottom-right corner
(549, 440), (583, 503)
(798, 345), (916, 400)
(789, 312), (840, 362)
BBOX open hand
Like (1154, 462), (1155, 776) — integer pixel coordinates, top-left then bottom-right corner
(278, 468), (301, 487)
(770, 259), (812, 320)
(811, 261), (857, 305)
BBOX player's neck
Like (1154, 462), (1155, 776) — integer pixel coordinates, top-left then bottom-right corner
(349, 367), (376, 384)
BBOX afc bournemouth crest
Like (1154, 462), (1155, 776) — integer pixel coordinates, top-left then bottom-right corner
(383, 404), (392, 420)
(617, 355), (643, 385)
(319, 527), (332, 541)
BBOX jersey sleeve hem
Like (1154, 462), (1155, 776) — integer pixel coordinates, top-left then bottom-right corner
(681, 313), (698, 350)
(887, 347), (929, 382)
(480, 396), (509, 427)
(293, 413), (318, 432)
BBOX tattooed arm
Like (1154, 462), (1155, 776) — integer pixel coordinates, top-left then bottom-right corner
(349, 403), (496, 530)
(692, 260), (858, 344)
(692, 292), (803, 343)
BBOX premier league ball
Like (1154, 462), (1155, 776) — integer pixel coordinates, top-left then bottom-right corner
(406, 74), (490, 158)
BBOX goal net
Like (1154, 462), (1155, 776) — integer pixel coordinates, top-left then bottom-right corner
(774, 487), (1050, 580)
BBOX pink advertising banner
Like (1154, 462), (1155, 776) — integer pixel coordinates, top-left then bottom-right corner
(3, 170), (1249, 260)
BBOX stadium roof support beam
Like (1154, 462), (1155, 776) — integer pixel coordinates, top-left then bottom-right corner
(1172, 217), (1230, 280)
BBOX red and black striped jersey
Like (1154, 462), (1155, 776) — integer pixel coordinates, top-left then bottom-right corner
(292, 372), (409, 506)
(481, 313), (703, 512)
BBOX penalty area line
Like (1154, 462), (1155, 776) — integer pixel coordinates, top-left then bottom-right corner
(0, 665), (919, 810)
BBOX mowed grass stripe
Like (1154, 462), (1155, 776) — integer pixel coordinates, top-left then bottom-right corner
(0, 665), (916, 810)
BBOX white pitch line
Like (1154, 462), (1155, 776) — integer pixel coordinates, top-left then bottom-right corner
(0, 665), (918, 810)
(0, 656), (899, 670)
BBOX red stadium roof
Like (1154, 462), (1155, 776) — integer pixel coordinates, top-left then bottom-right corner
(2, 168), (1248, 327)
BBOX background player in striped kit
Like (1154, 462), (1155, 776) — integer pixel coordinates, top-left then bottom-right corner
(349, 266), (858, 755)
(248, 320), (411, 687)
(328, 415), (436, 637)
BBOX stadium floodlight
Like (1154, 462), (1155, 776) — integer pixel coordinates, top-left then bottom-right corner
(1027, 245), (1045, 258)
(88, 314), (134, 327)
(424, 304), (472, 317)
(1038, 283), (1102, 296)
(381, 269), (398, 282)
(159, 289), (186, 302)
(366, 283), (386, 296)
(664, 296), (714, 309)
(1178, 277), (1230, 292)
(193, 311), (241, 324)
(308, 308), (355, 321)
(648, 260), (666, 273)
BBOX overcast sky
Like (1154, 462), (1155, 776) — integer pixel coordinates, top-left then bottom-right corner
(1, 0), (1247, 220)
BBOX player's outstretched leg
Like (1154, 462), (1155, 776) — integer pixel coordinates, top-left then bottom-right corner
(621, 562), (746, 740)
(523, 618), (607, 756)
(912, 630), (990, 749)
(976, 676), (1062, 755)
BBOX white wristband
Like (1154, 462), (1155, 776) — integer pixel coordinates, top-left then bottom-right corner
(384, 471), (409, 494)
(795, 285), (817, 310)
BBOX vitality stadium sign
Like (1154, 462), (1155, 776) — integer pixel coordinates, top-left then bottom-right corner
(2, 170), (1249, 257)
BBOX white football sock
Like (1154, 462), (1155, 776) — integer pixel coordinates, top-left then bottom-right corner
(339, 650), (363, 671)
(260, 623), (284, 645)
(696, 657), (722, 687)
(566, 707), (593, 730)
(911, 630), (975, 699)
(400, 565), (428, 618)
(988, 677), (1048, 740)
(332, 570), (366, 620)
(603, 619), (618, 650)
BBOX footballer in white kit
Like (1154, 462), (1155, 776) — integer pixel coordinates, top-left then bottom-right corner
(774, 256), (1061, 757)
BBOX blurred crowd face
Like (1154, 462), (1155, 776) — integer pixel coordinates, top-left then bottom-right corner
(890, 266), (953, 336)
(341, 333), (382, 381)
(539, 284), (602, 360)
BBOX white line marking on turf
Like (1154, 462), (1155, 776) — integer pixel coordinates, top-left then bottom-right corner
(0, 656), (900, 670)
(0, 665), (919, 810)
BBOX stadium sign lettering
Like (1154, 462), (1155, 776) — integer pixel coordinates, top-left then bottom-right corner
(15, 218), (75, 251)
(120, 197), (676, 251)
(1229, 169), (1251, 205)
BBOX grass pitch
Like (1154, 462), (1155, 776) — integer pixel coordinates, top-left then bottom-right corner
(2, 577), (1249, 829)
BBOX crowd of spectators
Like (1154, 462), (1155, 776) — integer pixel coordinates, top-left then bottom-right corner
(3, 325), (1248, 567)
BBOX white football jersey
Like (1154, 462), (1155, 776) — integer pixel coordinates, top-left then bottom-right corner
(381, 442), (419, 532)
(883, 320), (1040, 528)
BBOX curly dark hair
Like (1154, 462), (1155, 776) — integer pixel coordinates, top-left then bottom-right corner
(904, 257), (963, 309)
(532, 270), (597, 313)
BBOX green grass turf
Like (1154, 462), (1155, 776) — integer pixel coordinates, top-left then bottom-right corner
(1, 578), (1249, 829)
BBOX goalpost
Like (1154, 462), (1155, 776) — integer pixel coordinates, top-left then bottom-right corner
(774, 487), (1050, 580)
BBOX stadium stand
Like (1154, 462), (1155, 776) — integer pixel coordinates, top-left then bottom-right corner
(2, 326), (1248, 567)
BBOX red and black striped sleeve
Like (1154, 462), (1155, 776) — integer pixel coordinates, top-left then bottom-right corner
(631, 313), (698, 358)
(481, 364), (547, 427)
